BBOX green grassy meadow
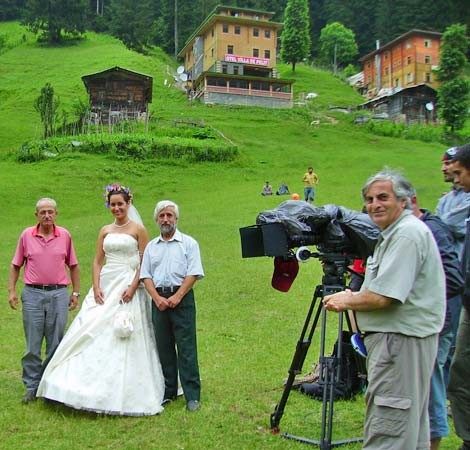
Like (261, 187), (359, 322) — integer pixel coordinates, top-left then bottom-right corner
(0, 22), (462, 449)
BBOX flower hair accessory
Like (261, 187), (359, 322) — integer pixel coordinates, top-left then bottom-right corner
(104, 184), (133, 207)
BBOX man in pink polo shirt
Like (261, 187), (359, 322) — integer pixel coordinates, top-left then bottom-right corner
(8, 198), (80, 403)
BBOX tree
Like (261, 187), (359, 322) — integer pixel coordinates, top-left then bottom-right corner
(23, 0), (87, 43)
(318, 22), (358, 74)
(34, 83), (60, 138)
(436, 24), (470, 132)
(280, 0), (311, 72)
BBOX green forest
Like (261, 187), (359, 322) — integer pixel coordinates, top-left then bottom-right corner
(2, 0), (469, 61)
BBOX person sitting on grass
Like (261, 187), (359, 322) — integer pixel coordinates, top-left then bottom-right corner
(261, 181), (273, 196)
(276, 182), (290, 196)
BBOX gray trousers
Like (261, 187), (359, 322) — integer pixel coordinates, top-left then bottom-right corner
(21, 286), (69, 391)
(363, 332), (438, 450)
(448, 307), (470, 442)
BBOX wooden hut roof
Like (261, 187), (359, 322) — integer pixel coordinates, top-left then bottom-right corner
(81, 66), (153, 102)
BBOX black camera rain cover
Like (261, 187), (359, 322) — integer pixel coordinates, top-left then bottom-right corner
(256, 201), (380, 259)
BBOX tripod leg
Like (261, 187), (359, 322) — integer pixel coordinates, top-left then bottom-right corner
(270, 286), (324, 432)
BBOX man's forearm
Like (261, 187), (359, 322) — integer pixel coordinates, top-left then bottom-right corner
(323, 289), (393, 312)
(8, 264), (20, 292)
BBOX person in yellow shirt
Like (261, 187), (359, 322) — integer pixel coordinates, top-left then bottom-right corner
(302, 167), (319, 203)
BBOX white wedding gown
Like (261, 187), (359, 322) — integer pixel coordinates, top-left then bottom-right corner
(37, 233), (165, 415)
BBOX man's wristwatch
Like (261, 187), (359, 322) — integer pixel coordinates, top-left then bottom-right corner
(72, 291), (81, 297)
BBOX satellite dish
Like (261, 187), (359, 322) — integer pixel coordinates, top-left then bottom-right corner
(425, 102), (434, 111)
(177, 66), (185, 74)
(180, 73), (188, 82)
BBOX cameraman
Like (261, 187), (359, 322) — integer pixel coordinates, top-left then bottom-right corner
(323, 169), (445, 450)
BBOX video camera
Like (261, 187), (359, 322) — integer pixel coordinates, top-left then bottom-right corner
(240, 200), (379, 260)
(239, 201), (380, 290)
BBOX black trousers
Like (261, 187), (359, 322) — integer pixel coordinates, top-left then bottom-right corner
(152, 289), (200, 401)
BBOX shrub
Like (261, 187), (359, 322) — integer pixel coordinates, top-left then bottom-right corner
(16, 133), (238, 163)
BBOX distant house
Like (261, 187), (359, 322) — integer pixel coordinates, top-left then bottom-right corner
(81, 66), (152, 125)
(361, 83), (437, 124)
(360, 29), (442, 99)
(177, 5), (293, 108)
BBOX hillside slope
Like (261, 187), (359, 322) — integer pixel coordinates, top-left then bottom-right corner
(0, 22), (364, 153)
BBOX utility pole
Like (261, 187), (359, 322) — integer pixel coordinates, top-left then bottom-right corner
(333, 43), (337, 75)
(174, 0), (178, 58)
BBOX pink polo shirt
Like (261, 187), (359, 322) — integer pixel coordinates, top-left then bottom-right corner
(11, 224), (78, 285)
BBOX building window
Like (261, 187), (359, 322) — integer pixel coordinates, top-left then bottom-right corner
(424, 39), (431, 48)
(233, 66), (239, 75)
(234, 25), (240, 35)
(223, 23), (229, 33)
(227, 45), (233, 54)
(253, 48), (259, 57)
(211, 48), (214, 57)
(395, 78), (400, 87)
(264, 49), (270, 59)
(222, 64), (227, 74)
(406, 39), (411, 49)
(366, 62), (370, 69)
(264, 29), (271, 38)
(407, 56), (412, 65)
(253, 28), (259, 37)
(384, 53), (388, 60)
(425, 55), (431, 64)
(406, 72), (414, 83)
(385, 67), (389, 76)
(211, 28), (214, 37)
(425, 72), (431, 82)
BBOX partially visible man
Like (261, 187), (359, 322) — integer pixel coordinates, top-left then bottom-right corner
(436, 147), (470, 384)
(141, 200), (204, 412)
(448, 143), (470, 450)
(409, 188), (463, 450)
(302, 166), (319, 203)
(8, 198), (80, 403)
(437, 147), (470, 257)
(323, 170), (445, 449)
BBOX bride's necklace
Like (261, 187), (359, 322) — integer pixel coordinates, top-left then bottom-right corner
(113, 219), (130, 228)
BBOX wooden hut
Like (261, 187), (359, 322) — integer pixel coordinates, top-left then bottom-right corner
(361, 84), (437, 124)
(81, 67), (153, 125)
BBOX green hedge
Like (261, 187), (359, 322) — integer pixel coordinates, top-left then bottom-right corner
(17, 133), (238, 163)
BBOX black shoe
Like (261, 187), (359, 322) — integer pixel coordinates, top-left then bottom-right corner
(22, 389), (37, 404)
(186, 400), (200, 411)
(161, 397), (175, 406)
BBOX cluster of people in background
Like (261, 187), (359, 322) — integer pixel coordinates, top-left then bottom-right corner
(261, 166), (319, 201)
(8, 187), (204, 414)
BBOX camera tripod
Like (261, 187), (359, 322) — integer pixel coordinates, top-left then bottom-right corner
(270, 258), (365, 450)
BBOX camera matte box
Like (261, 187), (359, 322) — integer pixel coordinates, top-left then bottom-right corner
(239, 223), (289, 258)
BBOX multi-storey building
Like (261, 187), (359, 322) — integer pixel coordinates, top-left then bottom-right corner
(360, 29), (441, 98)
(177, 5), (293, 108)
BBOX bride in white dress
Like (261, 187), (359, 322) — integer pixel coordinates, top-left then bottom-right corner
(37, 185), (165, 415)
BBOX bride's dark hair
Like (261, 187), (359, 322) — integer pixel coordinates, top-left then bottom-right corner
(104, 184), (133, 207)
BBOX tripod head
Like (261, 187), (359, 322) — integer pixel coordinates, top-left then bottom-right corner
(296, 246), (350, 288)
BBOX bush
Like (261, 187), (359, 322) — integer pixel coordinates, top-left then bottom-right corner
(16, 133), (238, 163)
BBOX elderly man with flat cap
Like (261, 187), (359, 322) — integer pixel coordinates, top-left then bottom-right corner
(8, 198), (80, 403)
